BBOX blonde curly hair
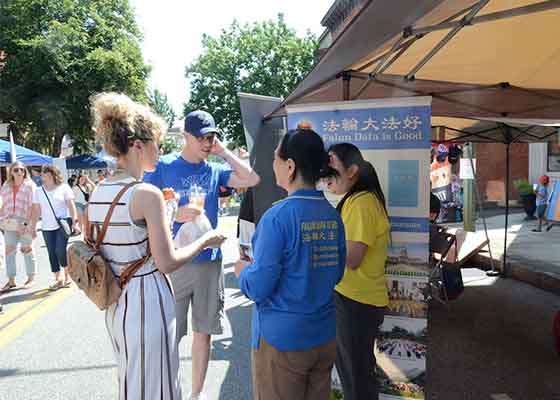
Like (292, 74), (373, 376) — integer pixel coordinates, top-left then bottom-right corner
(91, 92), (166, 157)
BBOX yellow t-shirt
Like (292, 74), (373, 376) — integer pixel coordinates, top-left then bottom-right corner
(335, 191), (390, 307)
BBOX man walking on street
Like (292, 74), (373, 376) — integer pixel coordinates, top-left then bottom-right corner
(144, 110), (260, 400)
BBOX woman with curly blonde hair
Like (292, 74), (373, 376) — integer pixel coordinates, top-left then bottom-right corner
(89, 92), (225, 400)
(0, 161), (37, 291)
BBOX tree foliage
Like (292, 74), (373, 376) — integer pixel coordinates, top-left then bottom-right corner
(148, 88), (176, 129)
(184, 14), (317, 147)
(0, 0), (150, 156)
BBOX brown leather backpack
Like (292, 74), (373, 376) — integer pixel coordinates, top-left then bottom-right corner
(67, 181), (150, 310)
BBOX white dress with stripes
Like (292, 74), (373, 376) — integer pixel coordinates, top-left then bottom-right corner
(88, 177), (182, 400)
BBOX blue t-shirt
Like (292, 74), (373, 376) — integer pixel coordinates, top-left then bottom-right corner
(144, 154), (232, 262)
(536, 185), (548, 206)
(239, 189), (346, 352)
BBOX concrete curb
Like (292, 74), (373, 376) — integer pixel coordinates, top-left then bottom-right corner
(471, 254), (560, 296)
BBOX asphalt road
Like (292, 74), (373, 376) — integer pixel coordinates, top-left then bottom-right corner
(0, 215), (559, 400)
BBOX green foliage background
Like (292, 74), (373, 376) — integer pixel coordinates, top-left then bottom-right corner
(0, 0), (150, 156)
(184, 14), (317, 147)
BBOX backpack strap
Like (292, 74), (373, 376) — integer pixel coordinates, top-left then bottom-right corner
(94, 181), (140, 251)
(92, 180), (152, 289)
(119, 245), (152, 289)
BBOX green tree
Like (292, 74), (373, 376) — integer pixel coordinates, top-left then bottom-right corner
(184, 14), (317, 147)
(0, 0), (150, 156)
(148, 88), (176, 129)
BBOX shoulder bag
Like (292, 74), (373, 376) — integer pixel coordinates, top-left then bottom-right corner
(42, 186), (73, 238)
(67, 181), (151, 310)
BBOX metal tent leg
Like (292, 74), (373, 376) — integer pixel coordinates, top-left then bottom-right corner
(467, 144), (499, 276)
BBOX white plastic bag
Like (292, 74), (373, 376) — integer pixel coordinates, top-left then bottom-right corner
(174, 213), (212, 248)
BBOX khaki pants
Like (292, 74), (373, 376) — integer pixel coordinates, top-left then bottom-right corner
(251, 337), (336, 400)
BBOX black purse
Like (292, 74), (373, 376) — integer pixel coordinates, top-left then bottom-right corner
(78, 185), (90, 202)
(42, 186), (73, 238)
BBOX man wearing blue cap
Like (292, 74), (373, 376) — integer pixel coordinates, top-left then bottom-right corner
(145, 110), (260, 400)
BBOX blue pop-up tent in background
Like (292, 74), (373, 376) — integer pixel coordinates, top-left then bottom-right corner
(65, 154), (107, 170)
(0, 139), (52, 165)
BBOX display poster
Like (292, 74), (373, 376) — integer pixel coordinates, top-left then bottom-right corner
(546, 180), (560, 222)
(287, 97), (431, 400)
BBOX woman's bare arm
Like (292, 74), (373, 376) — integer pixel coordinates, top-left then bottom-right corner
(129, 184), (225, 274)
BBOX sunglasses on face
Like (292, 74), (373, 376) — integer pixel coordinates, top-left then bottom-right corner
(12, 168), (24, 173)
(195, 134), (216, 145)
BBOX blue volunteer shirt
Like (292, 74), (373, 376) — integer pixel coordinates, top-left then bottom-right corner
(144, 153), (232, 262)
(239, 189), (346, 352)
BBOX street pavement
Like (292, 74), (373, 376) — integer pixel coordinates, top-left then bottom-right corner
(0, 214), (559, 399)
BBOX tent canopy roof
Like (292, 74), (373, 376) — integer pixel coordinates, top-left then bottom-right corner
(65, 154), (107, 170)
(0, 140), (52, 165)
(271, 0), (560, 143)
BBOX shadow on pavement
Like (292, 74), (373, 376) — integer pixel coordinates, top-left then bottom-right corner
(0, 288), (51, 306)
(427, 271), (560, 400)
(213, 268), (253, 400)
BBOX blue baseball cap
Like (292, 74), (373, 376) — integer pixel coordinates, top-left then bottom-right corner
(184, 110), (219, 137)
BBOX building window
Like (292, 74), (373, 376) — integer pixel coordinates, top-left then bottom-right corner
(548, 134), (560, 172)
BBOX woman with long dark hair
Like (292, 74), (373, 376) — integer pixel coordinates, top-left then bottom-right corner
(235, 129), (347, 400)
(327, 142), (390, 400)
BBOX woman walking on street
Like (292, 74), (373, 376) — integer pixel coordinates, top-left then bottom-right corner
(89, 92), (225, 400)
(327, 143), (391, 400)
(30, 165), (80, 291)
(235, 128), (346, 400)
(0, 161), (37, 291)
(73, 174), (95, 232)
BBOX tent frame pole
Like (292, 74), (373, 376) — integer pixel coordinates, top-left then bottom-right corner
(466, 144), (499, 275)
(405, 0), (489, 81)
(500, 125), (514, 275)
(412, 0), (560, 36)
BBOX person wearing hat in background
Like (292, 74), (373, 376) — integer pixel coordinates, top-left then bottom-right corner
(144, 110), (260, 400)
(532, 175), (550, 232)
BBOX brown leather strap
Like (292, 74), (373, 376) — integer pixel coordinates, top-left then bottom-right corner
(118, 248), (152, 289)
(95, 181), (140, 251)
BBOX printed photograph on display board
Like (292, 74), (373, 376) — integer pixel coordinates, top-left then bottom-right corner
(386, 276), (428, 319)
(286, 98), (431, 400)
(377, 318), (427, 400)
(389, 160), (419, 208)
(386, 242), (430, 277)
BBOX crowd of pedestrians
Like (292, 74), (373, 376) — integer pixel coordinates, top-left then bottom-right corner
(0, 92), (393, 400)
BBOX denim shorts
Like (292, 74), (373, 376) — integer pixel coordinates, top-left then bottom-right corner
(537, 204), (547, 218)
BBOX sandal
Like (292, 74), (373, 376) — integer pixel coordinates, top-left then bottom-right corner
(63, 280), (72, 288)
(1, 282), (16, 292)
(23, 279), (35, 289)
(48, 280), (64, 291)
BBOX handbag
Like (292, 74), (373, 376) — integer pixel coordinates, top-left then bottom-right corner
(78, 185), (90, 203)
(66, 181), (150, 310)
(0, 217), (21, 232)
(42, 186), (73, 238)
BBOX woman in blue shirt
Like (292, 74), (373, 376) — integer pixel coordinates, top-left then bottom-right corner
(235, 128), (346, 400)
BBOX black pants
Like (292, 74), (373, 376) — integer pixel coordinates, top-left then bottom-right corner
(335, 291), (385, 400)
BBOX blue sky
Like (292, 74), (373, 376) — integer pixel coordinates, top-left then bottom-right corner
(129, 0), (334, 116)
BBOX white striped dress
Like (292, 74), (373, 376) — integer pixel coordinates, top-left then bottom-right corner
(88, 177), (182, 400)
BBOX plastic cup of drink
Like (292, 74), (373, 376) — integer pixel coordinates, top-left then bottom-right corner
(188, 186), (206, 209)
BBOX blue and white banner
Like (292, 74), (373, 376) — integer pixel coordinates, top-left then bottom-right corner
(288, 97), (431, 400)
